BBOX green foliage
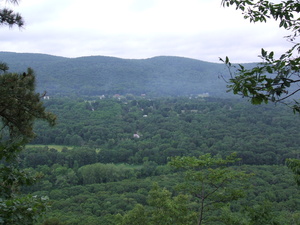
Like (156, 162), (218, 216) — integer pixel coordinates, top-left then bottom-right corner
(286, 158), (300, 185)
(0, 195), (49, 225)
(0, 67), (56, 161)
(0, 0), (24, 28)
(28, 163), (300, 224)
(221, 0), (300, 112)
(78, 163), (136, 185)
(0, 66), (56, 222)
(220, 3), (300, 216)
(0, 3), (55, 221)
(0, 68), (56, 143)
(41, 218), (67, 225)
(219, 201), (283, 225)
(119, 183), (197, 225)
(169, 153), (252, 225)
(13, 97), (300, 224)
(147, 183), (197, 225)
(29, 97), (300, 166)
(244, 201), (281, 225)
(119, 204), (147, 225)
(218, 205), (248, 225)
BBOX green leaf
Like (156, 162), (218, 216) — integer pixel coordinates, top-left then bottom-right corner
(266, 66), (273, 73)
(261, 48), (267, 57)
(225, 56), (230, 64)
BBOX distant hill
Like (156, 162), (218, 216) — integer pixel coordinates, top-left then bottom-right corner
(0, 51), (238, 97)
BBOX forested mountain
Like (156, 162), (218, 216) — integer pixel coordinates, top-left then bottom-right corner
(0, 51), (238, 97)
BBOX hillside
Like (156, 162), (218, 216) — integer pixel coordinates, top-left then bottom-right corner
(0, 52), (235, 97)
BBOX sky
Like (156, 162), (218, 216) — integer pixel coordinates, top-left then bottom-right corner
(0, 0), (293, 63)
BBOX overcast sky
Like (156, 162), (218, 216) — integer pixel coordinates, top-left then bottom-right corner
(0, 0), (292, 63)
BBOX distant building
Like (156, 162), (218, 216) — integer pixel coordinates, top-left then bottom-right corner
(133, 133), (140, 138)
(198, 93), (209, 98)
(113, 94), (122, 100)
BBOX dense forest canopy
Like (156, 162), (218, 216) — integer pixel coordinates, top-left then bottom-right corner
(19, 96), (300, 224)
(30, 96), (300, 165)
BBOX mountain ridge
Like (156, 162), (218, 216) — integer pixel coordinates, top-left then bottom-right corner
(0, 51), (237, 97)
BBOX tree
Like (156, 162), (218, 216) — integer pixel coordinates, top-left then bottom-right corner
(0, 1), (56, 223)
(220, 0), (300, 112)
(220, 0), (300, 187)
(147, 183), (196, 225)
(119, 183), (197, 225)
(169, 153), (251, 225)
(0, 67), (56, 224)
(244, 201), (281, 225)
(0, 0), (23, 72)
(0, 0), (24, 28)
(286, 158), (300, 186)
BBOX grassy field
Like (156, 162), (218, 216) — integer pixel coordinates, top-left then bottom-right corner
(26, 144), (73, 152)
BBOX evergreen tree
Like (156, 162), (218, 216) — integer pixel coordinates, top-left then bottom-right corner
(0, 0), (24, 28)
(0, 1), (56, 223)
(0, 67), (56, 224)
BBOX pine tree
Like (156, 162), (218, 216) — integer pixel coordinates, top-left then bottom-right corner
(0, 1), (56, 223)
